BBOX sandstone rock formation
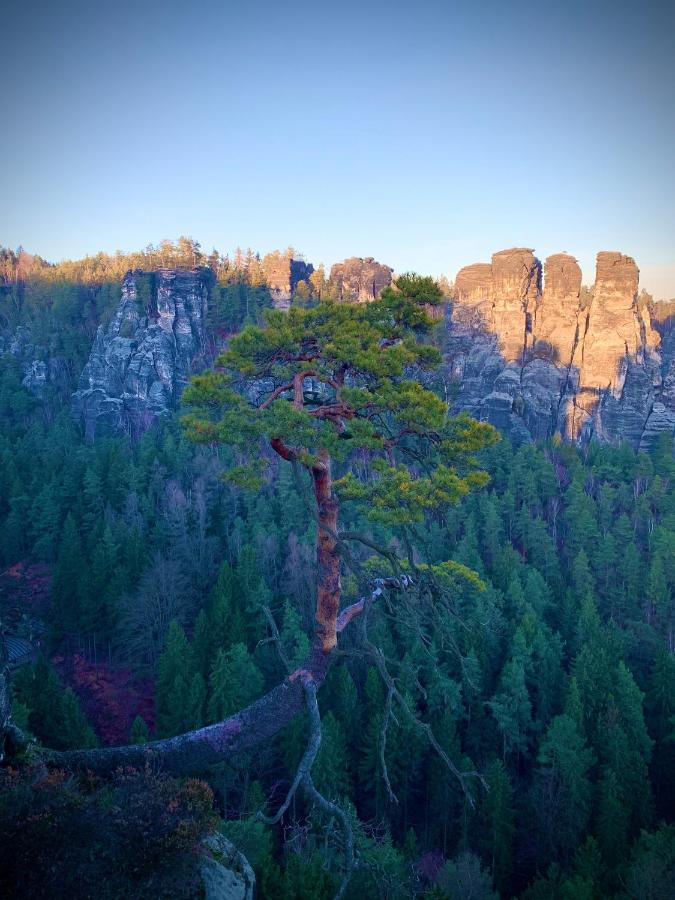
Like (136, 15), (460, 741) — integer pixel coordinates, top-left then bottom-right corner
(0, 326), (69, 396)
(68, 251), (675, 451)
(329, 256), (393, 302)
(72, 268), (211, 440)
(455, 248), (541, 363)
(532, 253), (583, 367)
(447, 248), (675, 450)
(262, 251), (313, 309)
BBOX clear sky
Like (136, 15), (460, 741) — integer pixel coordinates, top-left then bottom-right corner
(2, 0), (674, 298)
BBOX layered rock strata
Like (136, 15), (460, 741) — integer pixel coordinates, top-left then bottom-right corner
(447, 249), (675, 449)
(72, 268), (211, 440)
(329, 257), (393, 302)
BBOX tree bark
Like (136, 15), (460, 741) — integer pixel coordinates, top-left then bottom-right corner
(313, 450), (341, 654)
(45, 647), (331, 775)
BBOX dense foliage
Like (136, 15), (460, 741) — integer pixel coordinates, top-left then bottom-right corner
(1, 255), (674, 897)
(0, 239), (287, 377)
(0, 766), (217, 898)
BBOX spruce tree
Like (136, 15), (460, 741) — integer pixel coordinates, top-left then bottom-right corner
(156, 620), (195, 738)
(130, 715), (150, 744)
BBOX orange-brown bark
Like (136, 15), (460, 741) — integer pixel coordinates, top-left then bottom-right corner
(313, 450), (341, 653)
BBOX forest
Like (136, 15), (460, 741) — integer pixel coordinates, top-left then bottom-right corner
(0, 243), (674, 899)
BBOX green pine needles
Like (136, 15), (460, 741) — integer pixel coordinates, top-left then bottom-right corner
(183, 274), (497, 653)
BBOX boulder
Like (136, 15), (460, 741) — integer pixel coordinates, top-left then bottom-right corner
(200, 833), (255, 900)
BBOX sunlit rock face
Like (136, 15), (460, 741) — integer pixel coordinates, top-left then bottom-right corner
(69, 251), (675, 451)
(533, 253), (583, 367)
(329, 257), (393, 302)
(72, 268), (212, 440)
(448, 249), (675, 450)
(455, 248), (541, 363)
(262, 252), (314, 309)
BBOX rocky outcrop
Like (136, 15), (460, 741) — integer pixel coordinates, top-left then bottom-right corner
(455, 248), (541, 363)
(532, 253), (583, 367)
(69, 251), (675, 451)
(199, 834), (255, 900)
(262, 251), (313, 309)
(329, 257), (393, 302)
(0, 326), (69, 396)
(72, 268), (212, 440)
(448, 249), (675, 450)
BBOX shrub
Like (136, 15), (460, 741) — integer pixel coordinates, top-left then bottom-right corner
(0, 765), (218, 898)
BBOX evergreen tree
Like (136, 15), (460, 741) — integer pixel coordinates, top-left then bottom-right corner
(52, 513), (85, 634)
(207, 643), (264, 723)
(61, 687), (98, 749)
(530, 714), (594, 865)
(130, 715), (150, 744)
(473, 758), (515, 891)
(156, 620), (195, 738)
(488, 633), (533, 759)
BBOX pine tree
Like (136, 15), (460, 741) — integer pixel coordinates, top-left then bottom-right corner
(192, 609), (213, 678)
(488, 633), (533, 759)
(474, 758), (514, 891)
(313, 712), (351, 797)
(596, 768), (629, 869)
(647, 552), (669, 626)
(185, 672), (206, 730)
(530, 714), (594, 865)
(183, 273), (496, 657)
(209, 561), (246, 655)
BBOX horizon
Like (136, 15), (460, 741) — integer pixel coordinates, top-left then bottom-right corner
(2, 0), (674, 299)
(10, 237), (675, 302)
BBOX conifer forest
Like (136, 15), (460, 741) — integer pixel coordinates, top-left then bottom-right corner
(1, 244), (674, 898)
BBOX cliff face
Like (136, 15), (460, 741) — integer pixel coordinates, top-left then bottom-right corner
(329, 257), (393, 302)
(70, 251), (675, 450)
(448, 248), (675, 449)
(454, 248), (541, 363)
(72, 268), (211, 440)
(0, 326), (70, 396)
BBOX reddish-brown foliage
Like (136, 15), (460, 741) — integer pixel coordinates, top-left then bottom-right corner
(53, 654), (155, 745)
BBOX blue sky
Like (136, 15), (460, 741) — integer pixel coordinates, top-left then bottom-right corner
(2, 0), (674, 297)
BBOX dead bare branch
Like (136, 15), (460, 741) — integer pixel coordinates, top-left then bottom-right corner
(257, 679), (321, 825)
(379, 685), (398, 805)
(260, 605), (292, 675)
(366, 642), (486, 808)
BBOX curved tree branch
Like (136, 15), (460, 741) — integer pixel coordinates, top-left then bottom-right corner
(42, 648), (330, 776)
(258, 679), (321, 825)
(21, 580), (408, 776)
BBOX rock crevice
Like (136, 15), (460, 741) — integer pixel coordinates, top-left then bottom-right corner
(449, 248), (675, 449)
(72, 267), (212, 440)
(329, 256), (393, 303)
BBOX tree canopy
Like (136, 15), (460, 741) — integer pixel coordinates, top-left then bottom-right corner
(183, 274), (496, 653)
